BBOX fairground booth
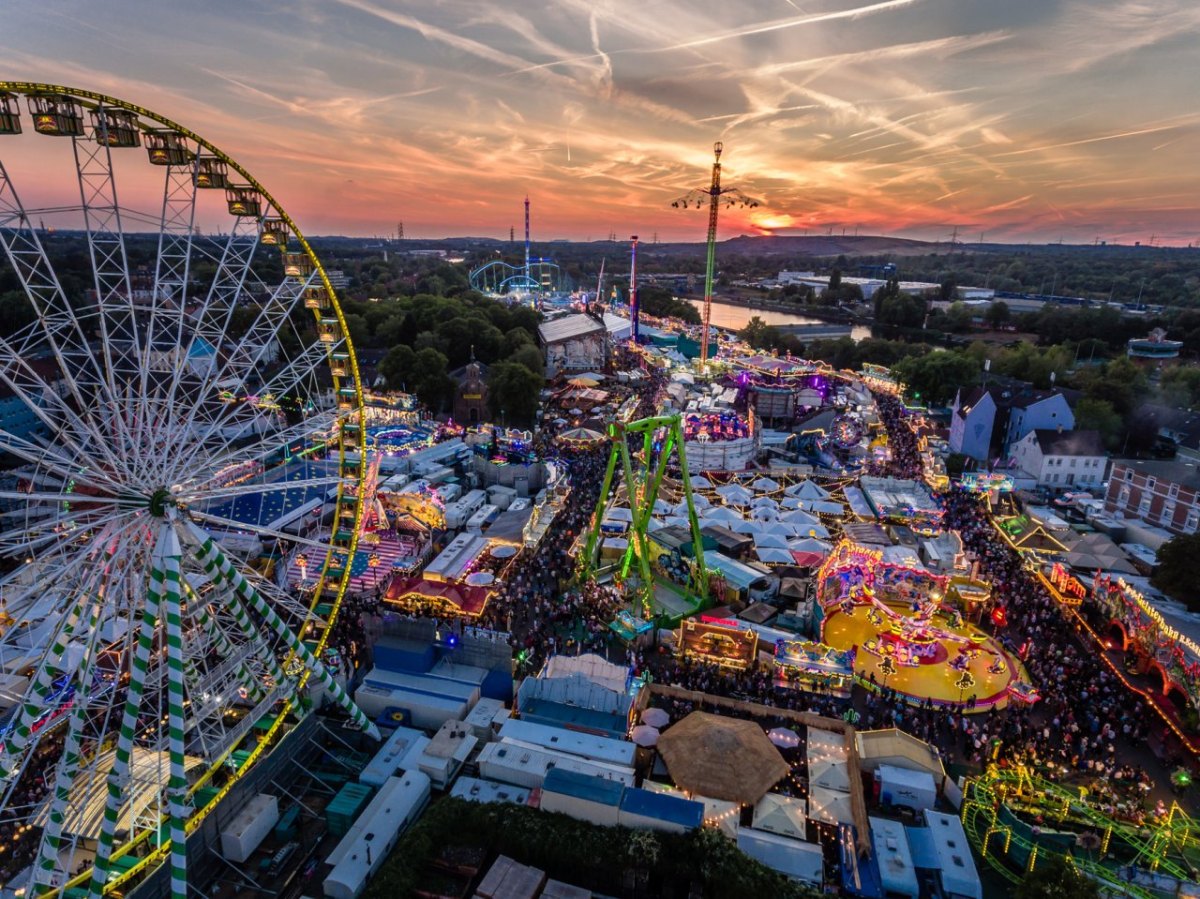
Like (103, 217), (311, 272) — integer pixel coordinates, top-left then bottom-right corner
(1090, 575), (1200, 717)
(854, 476), (944, 535)
(678, 615), (760, 670)
(773, 640), (856, 696)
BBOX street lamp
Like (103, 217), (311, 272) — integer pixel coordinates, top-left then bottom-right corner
(955, 670), (976, 705)
(878, 656), (897, 691)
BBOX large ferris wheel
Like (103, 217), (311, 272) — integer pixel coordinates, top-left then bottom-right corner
(0, 83), (378, 898)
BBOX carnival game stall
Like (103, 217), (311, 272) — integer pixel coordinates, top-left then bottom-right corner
(678, 615), (760, 670)
(774, 640), (856, 696)
(816, 541), (1027, 711)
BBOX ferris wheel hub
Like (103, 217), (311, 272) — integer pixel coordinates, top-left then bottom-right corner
(147, 487), (174, 517)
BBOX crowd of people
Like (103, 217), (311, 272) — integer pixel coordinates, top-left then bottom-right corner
(869, 390), (1177, 812)
(313, 376), (1196, 826)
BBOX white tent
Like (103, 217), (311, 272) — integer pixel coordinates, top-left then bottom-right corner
(749, 521), (792, 537)
(753, 533), (790, 550)
(756, 548), (795, 566)
(750, 477), (781, 493)
(805, 500), (845, 516)
(780, 509), (821, 527)
(716, 484), (753, 506)
(808, 785), (856, 825)
(751, 506), (779, 522)
(789, 537), (833, 554)
(703, 506), (743, 522)
(808, 729), (850, 792)
(786, 480), (831, 500)
(752, 793), (808, 840)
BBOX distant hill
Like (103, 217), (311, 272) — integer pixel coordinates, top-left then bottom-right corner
(715, 234), (938, 256)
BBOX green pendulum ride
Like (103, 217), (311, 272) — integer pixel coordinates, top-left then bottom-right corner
(581, 414), (709, 612)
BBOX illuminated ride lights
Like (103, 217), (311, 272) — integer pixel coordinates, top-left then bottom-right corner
(0, 82), (375, 899)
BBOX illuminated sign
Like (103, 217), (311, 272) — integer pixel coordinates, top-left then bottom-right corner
(1049, 563), (1086, 604)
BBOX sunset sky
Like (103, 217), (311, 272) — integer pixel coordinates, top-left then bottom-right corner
(3, 0), (1199, 244)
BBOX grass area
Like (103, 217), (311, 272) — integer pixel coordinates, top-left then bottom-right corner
(363, 797), (823, 899)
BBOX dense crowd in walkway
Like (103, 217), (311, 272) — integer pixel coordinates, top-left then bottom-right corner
(867, 391), (1175, 814)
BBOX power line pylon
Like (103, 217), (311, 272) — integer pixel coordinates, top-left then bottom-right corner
(672, 142), (759, 366)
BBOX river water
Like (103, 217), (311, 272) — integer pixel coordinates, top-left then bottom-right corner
(686, 298), (872, 342)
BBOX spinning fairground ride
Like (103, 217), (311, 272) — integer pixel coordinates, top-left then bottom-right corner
(816, 542), (1032, 712)
(0, 84), (377, 899)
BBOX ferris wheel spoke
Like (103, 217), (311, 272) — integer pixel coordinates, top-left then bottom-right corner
(31, 544), (117, 895)
(0, 333), (130, 483)
(0, 162), (129, 451)
(160, 275), (314, 482)
(0, 506), (138, 558)
(184, 510), (343, 558)
(175, 411), (344, 493)
(0, 491), (125, 504)
(156, 216), (261, 446)
(0, 546), (113, 780)
(0, 433), (121, 496)
(184, 476), (347, 504)
(86, 520), (172, 899)
(190, 269), (311, 405)
(179, 519), (378, 739)
(72, 123), (144, 462)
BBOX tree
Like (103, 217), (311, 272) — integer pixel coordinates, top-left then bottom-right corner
(983, 300), (1010, 329)
(739, 316), (772, 349)
(1152, 533), (1200, 612)
(894, 350), (979, 405)
(508, 345), (544, 375)
(1014, 857), (1100, 899)
(379, 344), (417, 390)
(487, 361), (544, 426)
(875, 293), (925, 328)
(939, 276), (958, 302)
(1073, 397), (1123, 449)
(502, 326), (537, 358)
(941, 301), (974, 333)
(409, 347), (452, 412)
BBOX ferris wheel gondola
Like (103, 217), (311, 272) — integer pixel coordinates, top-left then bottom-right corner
(0, 83), (374, 899)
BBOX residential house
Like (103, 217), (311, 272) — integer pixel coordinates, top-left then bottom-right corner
(1138, 404), (1200, 461)
(949, 383), (1078, 463)
(1010, 429), (1107, 490)
(1104, 459), (1200, 536)
(1003, 390), (1074, 449)
(948, 387), (995, 462)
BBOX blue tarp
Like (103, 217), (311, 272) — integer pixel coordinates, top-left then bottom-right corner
(619, 787), (703, 829)
(542, 768), (624, 807)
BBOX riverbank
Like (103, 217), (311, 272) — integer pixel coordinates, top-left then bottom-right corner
(680, 290), (866, 324)
(684, 297), (874, 342)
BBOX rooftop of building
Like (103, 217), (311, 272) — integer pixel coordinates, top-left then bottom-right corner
(1109, 457), (1200, 490)
(1031, 428), (1106, 457)
(538, 313), (607, 344)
